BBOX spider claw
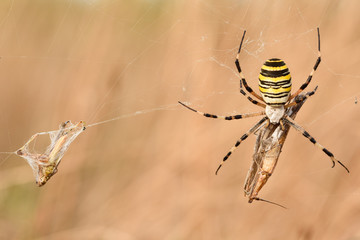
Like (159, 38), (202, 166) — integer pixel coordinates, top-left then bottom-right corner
(331, 160), (335, 168)
(337, 160), (350, 173)
(215, 164), (222, 175)
(178, 101), (197, 113)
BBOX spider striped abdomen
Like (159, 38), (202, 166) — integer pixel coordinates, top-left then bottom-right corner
(259, 58), (292, 105)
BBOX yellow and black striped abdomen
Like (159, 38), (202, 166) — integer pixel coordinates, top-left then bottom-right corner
(258, 58), (291, 105)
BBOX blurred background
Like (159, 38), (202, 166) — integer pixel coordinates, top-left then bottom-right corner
(0, 0), (359, 239)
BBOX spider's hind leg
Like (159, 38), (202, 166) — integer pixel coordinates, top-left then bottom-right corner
(289, 28), (321, 101)
(235, 30), (266, 107)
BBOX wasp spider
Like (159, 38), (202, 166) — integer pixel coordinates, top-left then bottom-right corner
(179, 27), (349, 174)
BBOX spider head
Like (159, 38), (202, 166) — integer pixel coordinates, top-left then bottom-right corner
(258, 58), (292, 106)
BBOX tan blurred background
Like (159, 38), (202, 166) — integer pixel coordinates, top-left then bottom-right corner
(0, 0), (359, 239)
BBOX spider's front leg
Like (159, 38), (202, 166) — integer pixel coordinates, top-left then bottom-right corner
(284, 115), (349, 173)
(215, 117), (269, 174)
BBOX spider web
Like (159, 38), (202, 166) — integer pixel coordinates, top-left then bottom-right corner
(15, 121), (85, 186)
(0, 0), (359, 239)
